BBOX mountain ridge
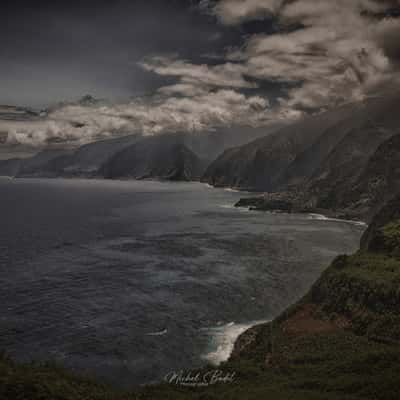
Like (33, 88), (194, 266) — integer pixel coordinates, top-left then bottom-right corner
(0, 124), (273, 181)
(204, 92), (400, 221)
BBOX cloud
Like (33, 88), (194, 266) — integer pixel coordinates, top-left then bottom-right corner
(209, 0), (285, 25)
(225, 0), (400, 109)
(2, 0), (399, 149)
(157, 83), (209, 97)
(1, 89), (274, 147)
(208, 0), (393, 26)
(139, 56), (256, 89)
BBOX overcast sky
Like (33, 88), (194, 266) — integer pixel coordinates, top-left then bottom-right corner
(1, 0), (400, 151)
(1, 0), (231, 107)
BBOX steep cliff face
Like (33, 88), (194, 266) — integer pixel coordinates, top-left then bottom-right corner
(16, 149), (72, 177)
(0, 158), (21, 177)
(0, 123), (272, 180)
(203, 92), (400, 220)
(360, 195), (400, 252)
(307, 125), (395, 210)
(202, 100), (361, 190)
(306, 91), (400, 209)
(181, 125), (278, 164)
(222, 197), (400, 400)
(100, 134), (206, 181)
(24, 134), (142, 177)
(307, 197), (400, 343)
(340, 134), (400, 219)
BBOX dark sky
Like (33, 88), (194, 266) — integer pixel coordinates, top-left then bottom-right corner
(0, 0), (245, 107)
(1, 0), (400, 152)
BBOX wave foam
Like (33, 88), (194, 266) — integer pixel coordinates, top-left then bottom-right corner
(308, 213), (367, 227)
(147, 329), (168, 336)
(219, 204), (251, 212)
(224, 188), (240, 193)
(201, 319), (269, 365)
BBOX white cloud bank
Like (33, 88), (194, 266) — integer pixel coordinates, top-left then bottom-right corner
(3, 89), (271, 147)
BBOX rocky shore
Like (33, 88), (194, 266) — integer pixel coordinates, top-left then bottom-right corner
(234, 191), (363, 222)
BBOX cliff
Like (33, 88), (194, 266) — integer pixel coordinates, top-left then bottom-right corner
(203, 92), (400, 221)
(13, 135), (141, 178)
(99, 134), (206, 181)
(0, 158), (21, 177)
(0, 124), (271, 181)
(202, 100), (362, 191)
(225, 195), (400, 399)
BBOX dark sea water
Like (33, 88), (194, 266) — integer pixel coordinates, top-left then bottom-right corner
(0, 178), (365, 387)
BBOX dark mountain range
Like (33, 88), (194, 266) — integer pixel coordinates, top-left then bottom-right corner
(307, 96), (400, 211)
(99, 126), (276, 181)
(2, 91), (399, 213)
(0, 122), (272, 180)
(0, 158), (21, 177)
(16, 134), (142, 178)
(340, 134), (400, 219)
(100, 134), (206, 181)
(203, 92), (400, 220)
(16, 149), (73, 177)
(182, 125), (278, 164)
(201, 99), (370, 191)
(0, 90), (275, 180)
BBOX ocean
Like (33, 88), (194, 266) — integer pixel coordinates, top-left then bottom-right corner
(0, 178), (364, 387)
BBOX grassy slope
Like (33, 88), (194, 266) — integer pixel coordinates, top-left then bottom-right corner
(2, 220), (400, 400)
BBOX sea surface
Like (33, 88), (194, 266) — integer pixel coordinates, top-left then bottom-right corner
(0, 178), (364, 387)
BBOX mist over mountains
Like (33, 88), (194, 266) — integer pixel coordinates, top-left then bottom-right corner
(1, 90), (399, 222)
(0, 113), (274, 181)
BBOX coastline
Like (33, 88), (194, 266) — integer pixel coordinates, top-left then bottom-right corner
(210, 185), (369, 366)
(202, 180), (375, 227)
(0, 176), (368, 388)
(306, 213), (367, 227)
(208, 194), (368, 367)
(2, 176), (367, 370)
(201, 319), (271, 366)
(2, 177), (399, 399)
(233, 192), (370, 225)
